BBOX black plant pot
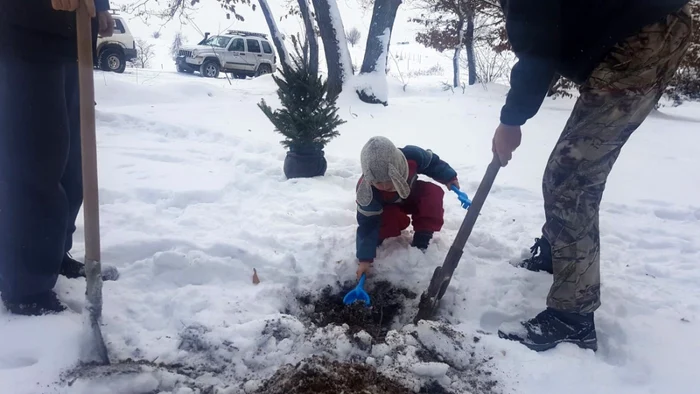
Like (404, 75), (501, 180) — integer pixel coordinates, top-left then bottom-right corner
(283, 148), (328, 179)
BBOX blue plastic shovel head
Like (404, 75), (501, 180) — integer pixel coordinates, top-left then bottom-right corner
(343, 273), (371, 306)
(451, 185), (472, 209)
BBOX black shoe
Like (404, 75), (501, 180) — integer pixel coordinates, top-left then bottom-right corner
(518, 237), (553, 274)
(498, 308), (597, 352)
(61, 254), (120, 281)
(411, 231), (433, 251)
(1, 290), (67, 316)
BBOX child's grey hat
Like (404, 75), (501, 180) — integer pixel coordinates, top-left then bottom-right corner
(356, 136), (410, 206)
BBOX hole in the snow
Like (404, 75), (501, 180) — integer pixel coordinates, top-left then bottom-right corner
(254, 355), (448, 394)
(295, 280), (418, 343)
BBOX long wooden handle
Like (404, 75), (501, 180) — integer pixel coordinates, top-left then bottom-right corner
(76, 5), (100, 265)
(450, 153), (501, 251)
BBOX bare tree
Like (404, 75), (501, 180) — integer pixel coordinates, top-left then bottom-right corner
(132, 39), (156, 68)
(468, 44), (511, 85)
(412, 0), (503, 87)
(346, 27), (362, 47)
(170, 31), (186, 60)
(311, 0), (353, 98)
(298, 0), (319, 76)
(356, 0), (402, 104)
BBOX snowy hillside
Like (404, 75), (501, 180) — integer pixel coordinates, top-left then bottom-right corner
(2, 1), (700, 393)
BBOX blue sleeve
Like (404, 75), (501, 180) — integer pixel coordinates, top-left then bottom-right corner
(356, 195), (383, 262)
(499, 0), (559, 126)
(401, 145), (457, 183)
(96, 0), (111, 12)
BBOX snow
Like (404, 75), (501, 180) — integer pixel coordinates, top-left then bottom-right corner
(352, 28), (392, 103)
(2, 21), (700, 394)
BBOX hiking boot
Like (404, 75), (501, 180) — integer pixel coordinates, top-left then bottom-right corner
(517, 237), (553, 274)
(411, 231), (433, 251)
(497, 308), (597, 352)
(61, 254), (120, 281)
(1, 290), (67, 316)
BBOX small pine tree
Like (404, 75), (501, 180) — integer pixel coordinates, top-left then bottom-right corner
(258, 37), (346, 152)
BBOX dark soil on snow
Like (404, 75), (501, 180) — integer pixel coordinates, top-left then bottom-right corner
(296, 280), (418, 342)
(255, 355), (443, 394)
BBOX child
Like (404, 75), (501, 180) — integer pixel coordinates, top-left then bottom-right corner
(355, 136), (459, 279)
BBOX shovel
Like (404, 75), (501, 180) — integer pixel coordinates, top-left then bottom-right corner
(451, 185), (472, 209)
(76, 3), (109, 365)
(343, 273), (371, 306)
(414, 154), (501, 323)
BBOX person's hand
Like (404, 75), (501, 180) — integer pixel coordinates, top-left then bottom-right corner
(445, 178), (460, 191)
(492, 123), (522, 167)
(51, 0), (96, 17)
(97, 11), (114, 37)
(357, 261), (372, 280)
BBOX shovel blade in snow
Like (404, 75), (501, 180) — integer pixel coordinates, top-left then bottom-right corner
(414, 155), (501, 324)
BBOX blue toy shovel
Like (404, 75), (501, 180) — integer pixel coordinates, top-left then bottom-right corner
(450, 185), (472, 209)
(343, 273), (371, 307)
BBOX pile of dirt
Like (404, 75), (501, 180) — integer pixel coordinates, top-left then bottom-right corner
(297, 280), (418, 342)
(254, 355), (416, 394)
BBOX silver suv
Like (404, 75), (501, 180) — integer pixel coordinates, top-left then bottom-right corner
(176, 30), (277, 78)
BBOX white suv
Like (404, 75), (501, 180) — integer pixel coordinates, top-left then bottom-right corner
(176, 30), (277, 78)
(95, 13), (137, 73)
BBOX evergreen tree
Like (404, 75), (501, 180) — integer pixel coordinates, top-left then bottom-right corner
(258, 37), (346, 151)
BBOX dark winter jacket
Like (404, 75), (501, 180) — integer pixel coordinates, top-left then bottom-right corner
(499, 0), (690, 126)
(356, 145), (457, 262)
(0, 0), (111, 62)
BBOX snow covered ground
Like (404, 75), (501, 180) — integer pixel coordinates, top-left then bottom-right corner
(1, 66), (700, 394)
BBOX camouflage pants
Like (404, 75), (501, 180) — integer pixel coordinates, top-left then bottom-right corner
(543, 6), (693, 314)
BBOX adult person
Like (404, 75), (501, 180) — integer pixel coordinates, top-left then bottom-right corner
(0, 0), (118, 316)
(493, 0), (692, 351)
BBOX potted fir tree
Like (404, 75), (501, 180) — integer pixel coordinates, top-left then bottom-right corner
(258, 39), (346, 179)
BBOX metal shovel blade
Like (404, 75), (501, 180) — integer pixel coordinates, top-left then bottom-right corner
(414, 155), (501, 324)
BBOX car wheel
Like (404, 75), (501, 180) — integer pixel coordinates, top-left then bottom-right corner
(255, 64), (272, 77)
(99, 49), (126, 73)
(200, 60), (220, 78)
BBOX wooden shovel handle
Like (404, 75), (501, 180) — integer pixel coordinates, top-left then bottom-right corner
(76, 4), (100, 264)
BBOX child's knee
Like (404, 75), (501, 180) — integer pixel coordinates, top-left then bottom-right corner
(419, 182), (445, 206)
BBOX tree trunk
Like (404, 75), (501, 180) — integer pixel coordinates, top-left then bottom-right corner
(465, 10), (476, 86)
(298, 0), (319, 76)
(357, 0), (402, 105)
(453, 19), (464, 88)
(259, 0), (291, 74)
(311, 0), (353, 98)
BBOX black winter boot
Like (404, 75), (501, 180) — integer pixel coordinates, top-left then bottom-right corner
(61, 254), (120, 281)
(1, 290), (66, 316)
(518, 237), (553, 274)
(411, 231), (433, 251)
(498, 308), (597, 352)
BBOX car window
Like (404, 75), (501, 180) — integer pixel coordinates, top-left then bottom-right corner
(114, 19), (126, 34)
(201, 35), (231, 48)
(229, 38), (245, 52)
(261, 41), (272, 54)
(246, 39), (261, 53)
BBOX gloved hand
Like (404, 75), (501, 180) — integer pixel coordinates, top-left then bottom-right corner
(97, 10), (114, 37)
(445, 177), (460, 190)
(51, 0), (96, 17)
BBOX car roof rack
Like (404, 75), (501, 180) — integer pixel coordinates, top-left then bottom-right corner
(226, 30), (268, 39)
